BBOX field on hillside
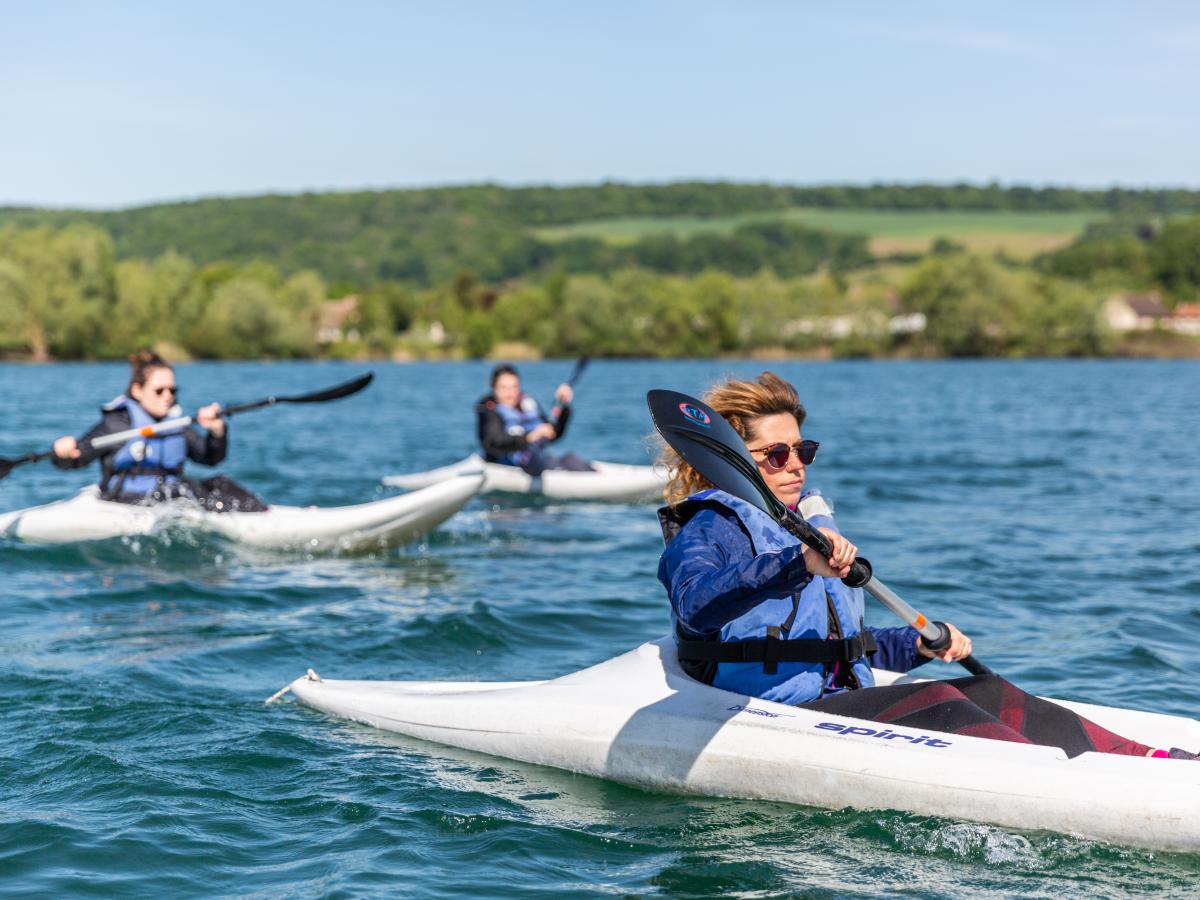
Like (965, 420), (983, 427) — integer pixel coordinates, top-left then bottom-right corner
(536, 208), (1099, 258)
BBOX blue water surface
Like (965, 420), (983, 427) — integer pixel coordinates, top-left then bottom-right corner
(1, 359), (1198, 897)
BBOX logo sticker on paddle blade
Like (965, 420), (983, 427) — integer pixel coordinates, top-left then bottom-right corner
(678, 402), (712, 427)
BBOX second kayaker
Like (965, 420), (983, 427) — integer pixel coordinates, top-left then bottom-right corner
(657, 371), (1196, 760)
(476, 363), (595, 476)
(51, 350), (266, 512)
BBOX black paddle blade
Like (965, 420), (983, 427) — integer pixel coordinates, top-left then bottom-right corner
(222, 372), (374, 417)
(565, 356), (590, 388)
(277, 371), (374, 404)
(646, 389), (785, 518)
(0, 451), (52, 482)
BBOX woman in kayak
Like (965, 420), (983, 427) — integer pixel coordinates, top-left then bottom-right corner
(658, 371), (1195, 760)
(476, 364), (594, 476)
(51, 350), (266, 512)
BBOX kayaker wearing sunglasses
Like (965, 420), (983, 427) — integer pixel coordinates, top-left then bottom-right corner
(476, 364), (594, 476)
(50, 350), (265, 512)
(657, 371), (1196, 760)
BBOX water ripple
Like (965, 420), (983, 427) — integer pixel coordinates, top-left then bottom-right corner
(2, 359), (1199, 895)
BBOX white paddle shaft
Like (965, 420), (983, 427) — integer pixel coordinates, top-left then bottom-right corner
(87, 416), (195, 450)
(863, 577), (944, 642)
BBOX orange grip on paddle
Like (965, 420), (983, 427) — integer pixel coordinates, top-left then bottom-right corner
(139, 426), (155, 436)
(914, 614), (927, 630)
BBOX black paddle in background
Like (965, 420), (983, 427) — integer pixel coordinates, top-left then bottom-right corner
(220, 372), (373, 416)
(550, 356), (589, 436)
(0, 372), (375, 482)
(647, 387), (992, 677)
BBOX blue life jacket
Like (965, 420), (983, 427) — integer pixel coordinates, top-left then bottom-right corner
(664, 488), (875, 705)
(102, 396), (187, 499)
(492, 395), (547, 466)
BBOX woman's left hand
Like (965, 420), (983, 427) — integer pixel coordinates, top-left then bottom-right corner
(554, 383), (574, 405)
(917, 622), (972, 663)
(197, 403), (225, 437)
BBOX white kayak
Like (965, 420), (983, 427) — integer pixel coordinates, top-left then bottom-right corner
(285, 637), (1200, 852)
(382, 454), (666, 501)
(0, 473), (483, 551)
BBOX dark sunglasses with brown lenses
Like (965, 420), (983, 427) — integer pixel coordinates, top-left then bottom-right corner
(747, 439), (819, 469)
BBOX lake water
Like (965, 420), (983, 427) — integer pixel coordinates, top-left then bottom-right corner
(1, 359), (1198, 897)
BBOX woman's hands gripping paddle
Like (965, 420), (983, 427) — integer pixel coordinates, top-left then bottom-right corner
(647, 387), (992, 677)
(0, 373), (373, 481)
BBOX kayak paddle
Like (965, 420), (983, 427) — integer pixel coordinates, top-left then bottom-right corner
(0, 372), (374, 481)
(564, 355), (590, 390)
(550, 356), (589, 433)
(646, 388), (992, 677)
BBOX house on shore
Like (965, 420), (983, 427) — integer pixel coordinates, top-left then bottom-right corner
(1170, 302), (1200, 335)
(1102, 292), (1200, 335)
(1101, 293), (1169, 332)
(317, 295), (360, 344)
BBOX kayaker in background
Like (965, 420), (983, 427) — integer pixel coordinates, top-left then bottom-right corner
(658, 371), (1197, 760)
(51, 350), (266, 512)
(476, 363), (595, 476)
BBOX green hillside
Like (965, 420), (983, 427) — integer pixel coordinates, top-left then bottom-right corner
(537, 208), (1101, 258)
(2, 182), (1197, 286)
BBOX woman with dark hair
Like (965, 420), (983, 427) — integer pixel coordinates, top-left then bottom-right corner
(657, 371), (1195, 760)
(476, 363), (593, 475)
(51, 350), (265, 511)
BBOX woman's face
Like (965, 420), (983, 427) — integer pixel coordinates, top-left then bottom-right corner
(745, 412), (806, 508)
(130, 366), (178, 419)
(493, 373), (521, 407)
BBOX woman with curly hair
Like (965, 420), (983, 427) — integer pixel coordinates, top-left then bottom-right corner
(657, 371), (1193, 760)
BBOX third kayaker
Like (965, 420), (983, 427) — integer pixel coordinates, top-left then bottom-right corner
(476, 363), (595, 476)
(51, 350), (266, 512)
(657, 371), (1197, 760)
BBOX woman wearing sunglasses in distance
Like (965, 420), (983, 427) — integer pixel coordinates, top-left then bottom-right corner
(657, 372), (1196, 760)
(50, 350), (265, 512)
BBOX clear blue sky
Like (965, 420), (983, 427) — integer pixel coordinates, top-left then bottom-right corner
(2, 1), (1197, 208)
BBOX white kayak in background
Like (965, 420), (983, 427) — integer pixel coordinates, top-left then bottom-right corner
(0, 473), (483, 551)
(383, 454), (666, 502)
(285, 637), (1200, 852)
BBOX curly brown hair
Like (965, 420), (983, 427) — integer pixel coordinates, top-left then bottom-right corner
(659, 371), (806, 505)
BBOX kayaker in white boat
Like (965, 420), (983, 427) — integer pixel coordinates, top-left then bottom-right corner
(476, 364), (595, 476)
(658, 371), (1197, 761)
(51, 350), (266, 512)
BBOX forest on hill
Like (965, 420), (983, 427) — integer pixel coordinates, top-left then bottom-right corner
(2, 182), (1199, 361)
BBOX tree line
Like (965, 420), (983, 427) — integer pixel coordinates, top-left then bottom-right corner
(7, 213), (1200, 362)
(3, 181), (1199, 288)
(1038, 216), (1200, 299)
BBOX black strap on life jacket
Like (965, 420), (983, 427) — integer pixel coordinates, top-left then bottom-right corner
(102, 463), (184, 500)
(676, 631), (878, 666)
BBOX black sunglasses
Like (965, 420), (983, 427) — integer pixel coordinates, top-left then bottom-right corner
(153, 385), (179, 397)
(748, 439), (819, 469)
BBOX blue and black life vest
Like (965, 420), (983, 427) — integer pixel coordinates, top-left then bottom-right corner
(660, 488), (875, 704)
(101, 396), (187, 499)
(492, 395), (548, 466)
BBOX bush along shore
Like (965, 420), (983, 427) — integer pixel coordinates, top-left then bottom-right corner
(3, 185), (1200, 361)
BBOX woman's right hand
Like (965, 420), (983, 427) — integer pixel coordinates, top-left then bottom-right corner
(801, 528), (857, 579)
(917, 622), (973, 663)
(53, 436), (81, 459)
(526, 422), (557, 443)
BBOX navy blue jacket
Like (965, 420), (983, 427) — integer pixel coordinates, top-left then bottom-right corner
(475, 393), (572, 462)
(658, 504), (929, 675)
